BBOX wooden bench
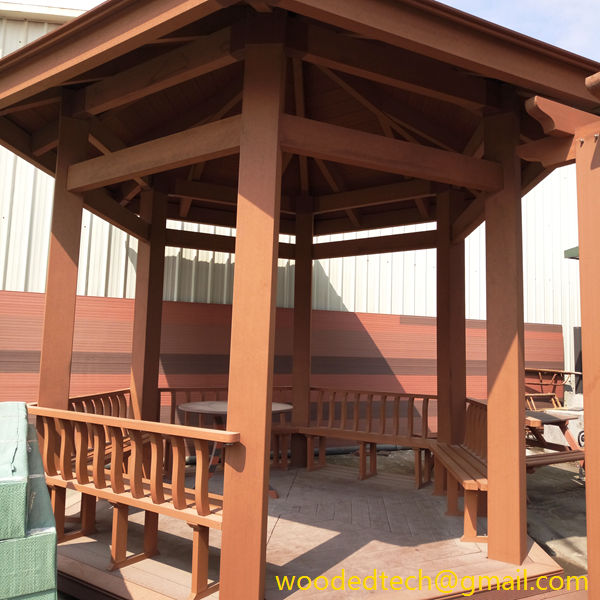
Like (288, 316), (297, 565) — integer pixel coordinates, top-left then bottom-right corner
(433, 400), (488, 542)
(433, 399), (586, 543)
(29, 403), (240, 600)
(297, 388), (437, 488)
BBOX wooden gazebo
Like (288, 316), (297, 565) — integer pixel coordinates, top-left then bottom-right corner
(0, 0), (599, 598)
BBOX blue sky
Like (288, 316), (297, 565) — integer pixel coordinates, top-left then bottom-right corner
(439, 0), (600, 61)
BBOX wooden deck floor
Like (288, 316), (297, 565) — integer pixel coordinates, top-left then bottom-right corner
(58, 464), (575, 599)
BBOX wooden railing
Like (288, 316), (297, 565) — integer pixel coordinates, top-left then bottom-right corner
(69, 388), (133, 418)
(29, 403), (240, 525)
(308, 387), (437, 440)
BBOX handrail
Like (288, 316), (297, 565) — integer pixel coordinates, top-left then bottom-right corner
(29, 404), (240, 444)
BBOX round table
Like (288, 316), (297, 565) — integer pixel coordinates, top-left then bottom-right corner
(178, 400), (293, 422)
(177, 401), (293, 490)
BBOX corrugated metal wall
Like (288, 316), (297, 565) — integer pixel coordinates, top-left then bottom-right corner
(0, 15), (582, 369)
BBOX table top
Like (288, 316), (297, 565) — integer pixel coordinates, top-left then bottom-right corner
(178, 400), (293, 415)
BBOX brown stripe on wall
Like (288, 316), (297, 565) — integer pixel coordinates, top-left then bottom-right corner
(0, 291), (564, 402)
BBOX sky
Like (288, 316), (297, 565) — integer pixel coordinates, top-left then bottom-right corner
(439, 0), (600, 61)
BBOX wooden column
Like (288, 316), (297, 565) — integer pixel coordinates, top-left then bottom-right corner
(219, 37), (286, 600)
(575, 122), (600, 596)
(436, 190), (466, 445)
(39, 94), (89, 408)
(291, 198), (313, 466)
(484, 109), (527, 564)
(129, 187), (166, 422)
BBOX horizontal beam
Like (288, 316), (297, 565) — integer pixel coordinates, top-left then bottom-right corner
(313, 230), (436, 259)
(164, 228), (295, 259)
(76, 26), (240, 116)
(83, 189), (150, 240)
(287, 21), (495, 112)
(275, 0), (600, 111)
(0, 0), (236, 111)
(517, 136), (576, 168)
(170, 178), (296, 214)
(314, 180), (436, 214)
(67, 115), (241, 192)
(314, 206), (432, 236)
(280, 114), (503, 191)
(525, 96), (599, 137)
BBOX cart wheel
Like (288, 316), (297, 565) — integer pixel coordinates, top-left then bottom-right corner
(578, 430), (585, 448)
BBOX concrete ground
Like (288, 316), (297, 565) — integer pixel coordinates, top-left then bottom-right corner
(329, 448), (588, 576)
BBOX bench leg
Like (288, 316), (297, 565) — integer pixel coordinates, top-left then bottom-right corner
(359, 442), (367, 480)
(110, 503), (129, 569)
(189, 524), (218, 600)
(306, 436), (315, 471)
(144, 511), (159, 557)
(80, 493), (97, 535)
(446, 476), (461, 516)
(424, 449), (433, 485)
(414, 449), (423, 489)
(462, 491), (478, 541)
(271, 433), (281, 469)
(281, 434), (290, 471)
(319, 436), (327, 468)
(433, 455), (447, 496)
(50, 487), (66, 541)
(369, 443), (377, 477)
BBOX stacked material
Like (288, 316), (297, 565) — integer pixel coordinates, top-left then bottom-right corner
(0, 403), (57, 600)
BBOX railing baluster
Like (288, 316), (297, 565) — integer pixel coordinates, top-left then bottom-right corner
(170, 391), (177, 424)
(108, 427), (125, 493)
(149, 433), (165, 504)
(380, 395), (386, 434)
(73, 421), (89, 484)
(393, 396), (400, 435)
(366, 394), (373, 433)
(37, 416), (59, 476)
(194, 439), (210, 516)
(353, 393), (359, 431)
(407, 396), (414, 437)
(341, 392), (347, 430)
(117, 392), (127, 418)
(91, 424), (107, 488)
(421, 397), (429, 438)
(317, 389), (323, 427)
(170, 436), (187, 510)
(57, 419), (73, 481)
(128, 430), (144, 499)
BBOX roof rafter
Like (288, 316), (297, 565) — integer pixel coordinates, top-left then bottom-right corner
(286, 21), (498, 112)
(278, 0), (600, 110)
(0, 0), (237, 111)
(280, 114), (503, 191)
(74, 26), (240, 117)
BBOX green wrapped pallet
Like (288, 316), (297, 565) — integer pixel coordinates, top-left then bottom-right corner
(0, 423), (57, 600)
(0, 402), (29, 541)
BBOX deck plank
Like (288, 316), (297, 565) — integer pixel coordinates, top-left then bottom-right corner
(57, 464), (566, 600)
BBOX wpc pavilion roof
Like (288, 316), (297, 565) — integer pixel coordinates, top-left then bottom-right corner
(0, 0), (599, 240)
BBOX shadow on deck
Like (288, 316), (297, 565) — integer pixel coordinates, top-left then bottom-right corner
(57, 464), (564, 600)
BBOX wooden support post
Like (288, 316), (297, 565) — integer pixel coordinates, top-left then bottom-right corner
(291, 199), (314, 467)
(190, 525), (211, 600)
(318, 435), (327, 467)
(462, 490), (479, 542)
(144, 511), (159, 557)
(219, 34), (286, 600)
(484, 107), (527, 564)
(51, 487), (66, 541)
(306, 435), (315, 470)
(437, 190), (467, 444)
(39, 94), (89, 408)
(575, 122), (600, 598)
(80, 494), (97, 535)
(130, 187), (166, 421)
(110, 503), (129, 568)
(414, 449), (423, 489)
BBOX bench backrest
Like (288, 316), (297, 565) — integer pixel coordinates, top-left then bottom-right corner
(463, 400), (487, 460)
